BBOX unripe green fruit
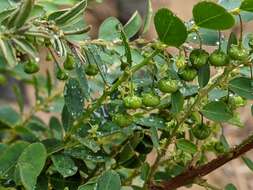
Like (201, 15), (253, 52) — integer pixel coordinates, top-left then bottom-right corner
(229, 96), (246, 108)
(228, 44), (249, 61)
(214, 141), (226, 153)
(158, 78), (179, 93)
(85, 64), (99, 76)
(123, 95), (142, 109)
(189, 49), (209, 68)
(56, 69), (68, 80)
(176, 56), (186, 69)
(142, 93), (160, 107)
(113, 113), (133, 127)
(209, 50), (230, 66)
(178, 67), (197, 81)
(192, 124), (211, 140)
(64, 53), (75, 70)
(24, 60), (40, 74)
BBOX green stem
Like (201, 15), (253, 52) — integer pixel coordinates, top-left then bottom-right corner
(69, 49), (161, 134)
(147, 65), (237, 186)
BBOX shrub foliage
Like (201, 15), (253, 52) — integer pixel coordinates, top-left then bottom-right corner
(0, 0), (253, 190)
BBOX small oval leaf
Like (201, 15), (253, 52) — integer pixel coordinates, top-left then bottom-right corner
(193, 1), (235, 30)
(154, 8), (187, 47)
(201, 101), (233, 122)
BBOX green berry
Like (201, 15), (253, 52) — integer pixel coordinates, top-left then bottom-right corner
(24, 60), (40, 74)
(64, 53), (75, 70)
(228, 44), (249, 61)
(229, 95), (246, 108)
(123, 95), (142, 109)
(189, 49), (209, 68)
(158, 78), (179, 93)
(56, 69), (68, 80)
(112, 113), (133, 127)
(192, 124), (211, 140)
(209, 50), (230, 66)
(178, 67), (197, 81)
(142, 93), (160, 107)
(176, 55), (186, 69)
(214, 141), (226, 153)
(85, 64), (99, 76)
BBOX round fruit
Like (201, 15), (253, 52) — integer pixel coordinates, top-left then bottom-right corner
(56, 69), (68, 80)
(189, 49), (209, 68)
(214, 141), (226, 153)
(176, 55), (186, 69)
(123, 95), (142, 109)
(178, 67), (197, 81)
(158, 78), (179, 93)
(209, 50), (230, 66)
(229, 96), (246, 108)
(85, 64), (99, 76)
(113, 113), (133, 127)
(64, 53), (75, 70)
(228, 44), (249, 61)
(192, 124), (211, 140)
(24, 60), (40, 74)
(142, 93), (160, 107)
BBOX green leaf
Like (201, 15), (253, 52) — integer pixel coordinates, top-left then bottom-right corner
(78, 183), (96, 190)
(193, 1), (235, 30)
(225, 183), (237, 190)
(171, 91), (184, 114)
(142, 0), (153, 35)
(49, 117), (63, 140)
(120, 27), (132, 66)
(51, 154), (78, 178)
(13, 0), (34, 29)
(46, 70), (52, 96)
(99, 17), (121, 41)
(61, 105), (74, 132)
(240, 0), (253, 12)
(154, 8), (187, 47)
(97, 170), (121, 190)
(12, 38), (38, 60)
(117, 142), (135, 164)
(140, 162), (150, 182)
(0, 106), (21, 128)
(201, 101), (233, 122)
(229, 77), (253, 99)
(0, 141), (29, 179)
(242, 156), (253, 172)
(17, 143), (47, 190)
(134, 116), (165, 129)
(176, 139), (197, 154)
(150, 126), (159, 149)
(188, 28), (219, 46)
(123, 11), (142, 39)
(220, 135), (230, 151)
(64, 78), (85, 119)
(12, 85), (24, 113)
(54, 0), (87, 26)
(75, 60), (90, 99)
(227, 32), (238, 53)
(198, 64), (210, 88)
(0, 39), (17, 67)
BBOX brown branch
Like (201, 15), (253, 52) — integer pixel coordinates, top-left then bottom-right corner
(150, 133), (253, 190)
